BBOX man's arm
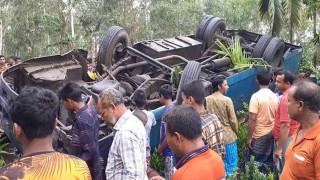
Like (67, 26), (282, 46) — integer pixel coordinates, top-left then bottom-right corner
(157, 137), (167, 156)
(248, 113), (257, 148)
(227, 98), (238, 133)
(119, 131), (145, 179)
(76, 119), (97, 163)
(275, 122), (290, 158)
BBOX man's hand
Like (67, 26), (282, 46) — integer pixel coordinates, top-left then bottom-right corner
(274, 148), (282, 166)
(157, 148), (163, 157)
(247, 138), (252, 149)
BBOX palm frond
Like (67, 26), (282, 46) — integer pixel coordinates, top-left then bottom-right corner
(269, 0), (284, 36)
(283, 0), (302, 28)
(259, 0), (271, 19)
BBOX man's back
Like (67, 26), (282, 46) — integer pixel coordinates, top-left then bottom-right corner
(0, 151), (91, 180)
(172, 149), (225, 180)
(249, 88), (279, 138)
(199, 110), (225, 158)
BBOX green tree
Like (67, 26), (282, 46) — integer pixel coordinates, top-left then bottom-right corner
(259, 0), (302, 43)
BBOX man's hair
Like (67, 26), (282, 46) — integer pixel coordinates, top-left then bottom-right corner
(133, 110), (147, 124)
(10, 86), (59, 140)
(292, 80), (320, 113)
(132, 89), (147, 108)
(58, 82), (83, 102)
(0, 55), (4, 58)
(210, 75), (227, 92)
(278, 70), (297, 85)
(163, 105), (202, 140)
(257, 70), (271, 86)
(271, 67), (283, 77)
(159, 84), (172, 99)
(99, 88), (124, 108)
(181, 80), (205, 105)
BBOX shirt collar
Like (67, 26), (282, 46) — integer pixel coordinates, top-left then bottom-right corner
(198, 110), (209, 116)
(175, 144), (209, 169)
(76, 105), (88, 115)
(113, 110), (132, 131)
(283, 87), (291, 96)
(303, 120), (320, 140)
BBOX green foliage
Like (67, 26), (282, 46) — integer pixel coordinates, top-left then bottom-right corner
(150, 148), (165, 176)
(170, 66), (183, 88)
(213, 37), (269, 71)
(0, 136), (10, 168)
(236, 102), (249, 168)
(301, 43), (320, 78)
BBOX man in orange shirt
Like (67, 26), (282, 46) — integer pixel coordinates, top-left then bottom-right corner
(281, 80), (320, 179)
(273, 70), (300, 178)
(163, 105), (225, 180)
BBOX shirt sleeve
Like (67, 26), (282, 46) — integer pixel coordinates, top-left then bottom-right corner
(279, 95), (291, 123)
(226, 98), (238, 133)
(249, 95), (258, 114)
(119, 130), (145, 179)
(151, 113), (156, 126)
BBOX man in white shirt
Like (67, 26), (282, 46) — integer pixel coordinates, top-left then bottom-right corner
(97, 88), (148, 180)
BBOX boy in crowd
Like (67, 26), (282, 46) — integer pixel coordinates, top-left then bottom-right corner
(59, 82), (102, 180)
(157, 84), (175, 180)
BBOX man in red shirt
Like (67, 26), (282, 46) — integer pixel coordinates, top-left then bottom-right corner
(164, 105), (225, 180)
(272, 70), (299, 178)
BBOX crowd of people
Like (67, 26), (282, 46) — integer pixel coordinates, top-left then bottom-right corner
(0, 55), (22, 73)
(0, 67), (319, 180)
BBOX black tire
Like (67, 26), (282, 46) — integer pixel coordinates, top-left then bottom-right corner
(252, 34), (273, 58)
(262, 37), (285, 67)
(195, 15), (214, 40)
(176, 61), (201, 105)
(202, 17), (226, 48)
(97, 26), (130, 68)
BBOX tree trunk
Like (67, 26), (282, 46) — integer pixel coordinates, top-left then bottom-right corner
(0, 20), (3, 54)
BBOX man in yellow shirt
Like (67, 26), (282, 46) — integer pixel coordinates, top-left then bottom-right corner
(248, 70), (279, 166)
(0, 87), (91, 180)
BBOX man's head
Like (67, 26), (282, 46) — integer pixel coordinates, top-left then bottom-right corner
(159, 84), (172, 104)
(210, 75), (228, 94)
(0, 55), (5, 63)
(10, 86), (59, 144)
(256, 70), (271, 86)
(163, 105), (203, 157)
(181, 80), (205, 106)
(271, 67), (283, 81)
(305, 69), (312, 78)
(97, 88), (125, 125)
(133, 89), (147, 109)
(133, 110), (148, 126)
(287, 80), (320, 121)
(276, 70), (297, 92)
(58, 82), (83, 111)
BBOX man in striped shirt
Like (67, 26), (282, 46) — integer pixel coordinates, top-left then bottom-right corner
(181, 80), (226, 159)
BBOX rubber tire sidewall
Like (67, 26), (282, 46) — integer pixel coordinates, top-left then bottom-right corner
(252, 34), (273, 58)
(262, 37), (285, 67)
(98, 26), (130, 68)
(195, 15), (214, 40)
(202, 17), (226, 49)
(176, 61), (202, 105)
